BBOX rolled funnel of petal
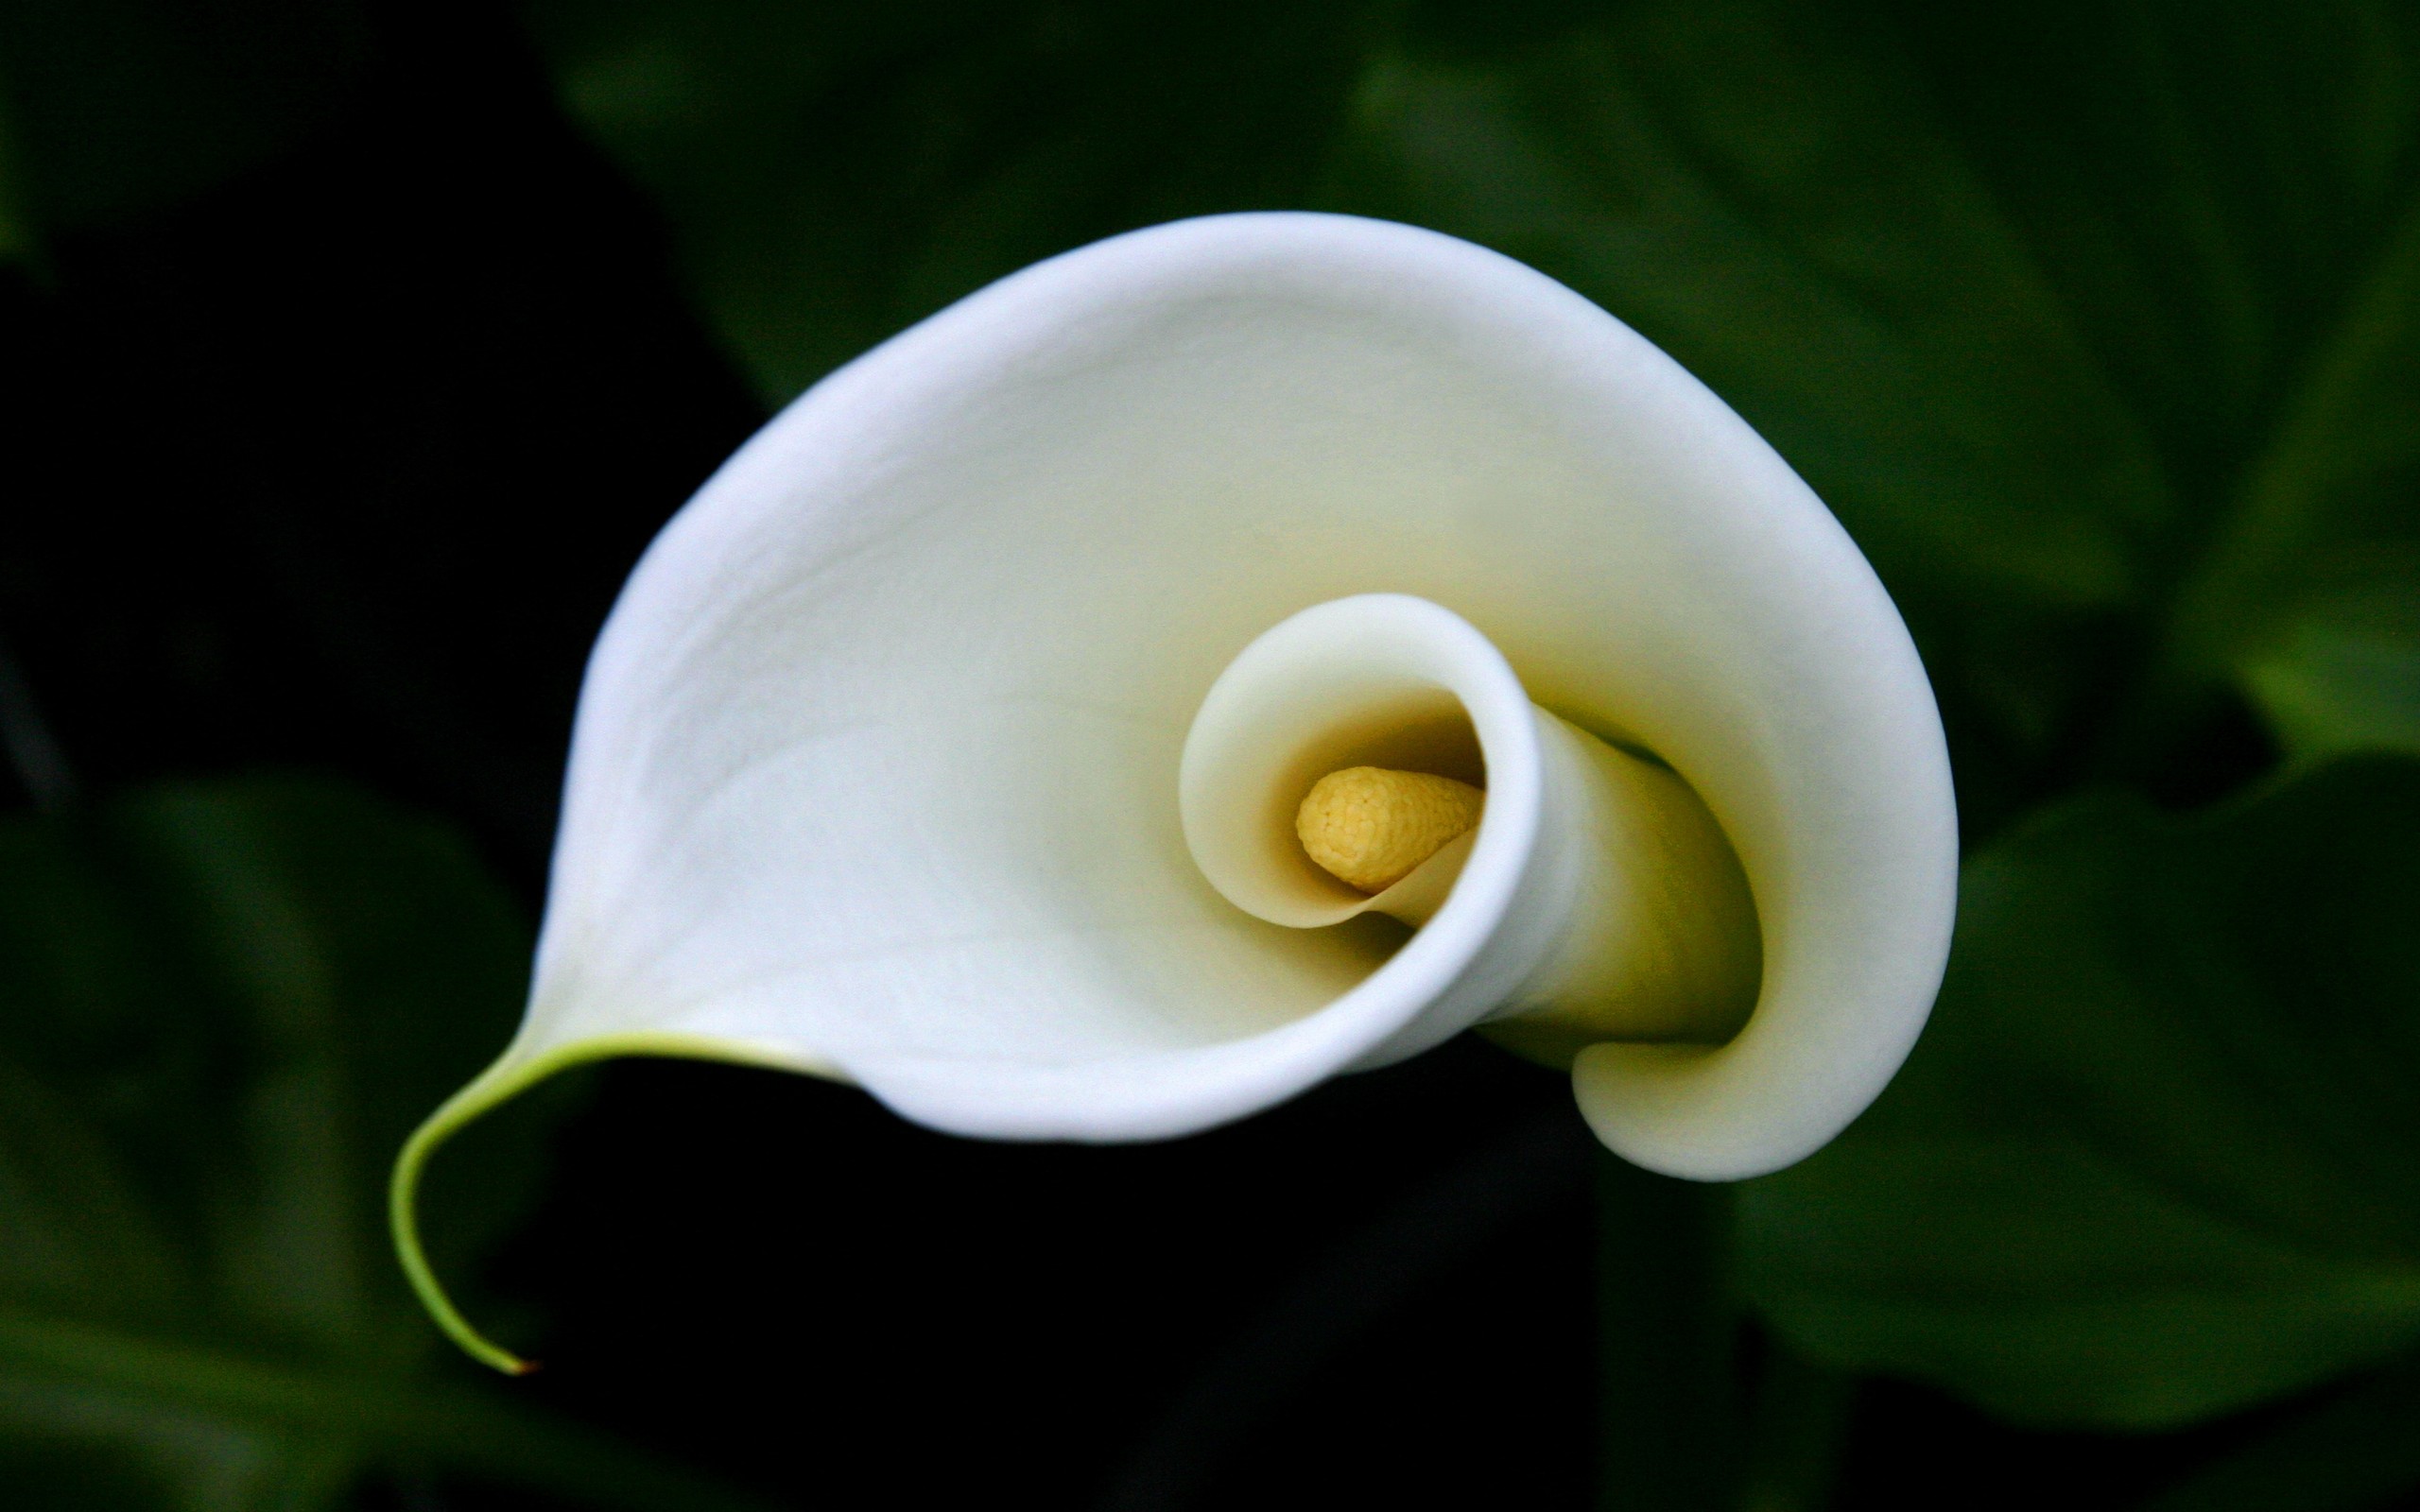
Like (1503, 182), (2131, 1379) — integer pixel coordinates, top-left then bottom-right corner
(391, 211), (1957, 1371)
(1179, 593), (1760, 1065)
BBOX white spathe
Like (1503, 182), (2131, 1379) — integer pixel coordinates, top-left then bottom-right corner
(395, 211), (1955, 1369)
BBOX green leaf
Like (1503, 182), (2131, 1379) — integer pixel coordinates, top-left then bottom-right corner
(1876, 3), (2420, 701)
(2239, 564), (2420, 763)
(1737, 755), (2420, 1430)
(2135, 1352), (2420, 1512)
(520, 0), (1370, 402)
(0, 779), (770, 1511)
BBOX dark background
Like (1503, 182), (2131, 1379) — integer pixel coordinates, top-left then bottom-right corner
(6, 1), (2417, 1508)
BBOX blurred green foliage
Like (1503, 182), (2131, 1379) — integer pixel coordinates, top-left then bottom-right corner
(1741, 754), (2420, 1428)
(0, 780), (771, 1512)
(2244, 608), (2420, 763)
(2140, 1355), (2420, 1511)
(520, 0), (1369, 401)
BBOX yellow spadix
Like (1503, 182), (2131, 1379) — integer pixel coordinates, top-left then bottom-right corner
(1297, 766), (1484, 897)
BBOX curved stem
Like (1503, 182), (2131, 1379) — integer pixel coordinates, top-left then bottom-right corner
(389, 1031), (817, 1374)
(389, 1052), (565, 1376)
(1737, 1346), (1852, 1512)
(1596, 1150), (1739, 1512)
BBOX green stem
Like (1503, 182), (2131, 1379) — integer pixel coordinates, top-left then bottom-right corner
(390, 1029), (819, 1374)
(1737, 1346), (1853, 1512)
(389, 1052), (562, 1376)
(1596, 1150), (1739, 1512)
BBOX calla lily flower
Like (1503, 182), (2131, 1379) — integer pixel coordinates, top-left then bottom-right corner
(391, 212), (1957, 1373)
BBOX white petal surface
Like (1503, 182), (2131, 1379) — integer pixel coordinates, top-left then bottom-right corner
(502, 212), (1953, 1168)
